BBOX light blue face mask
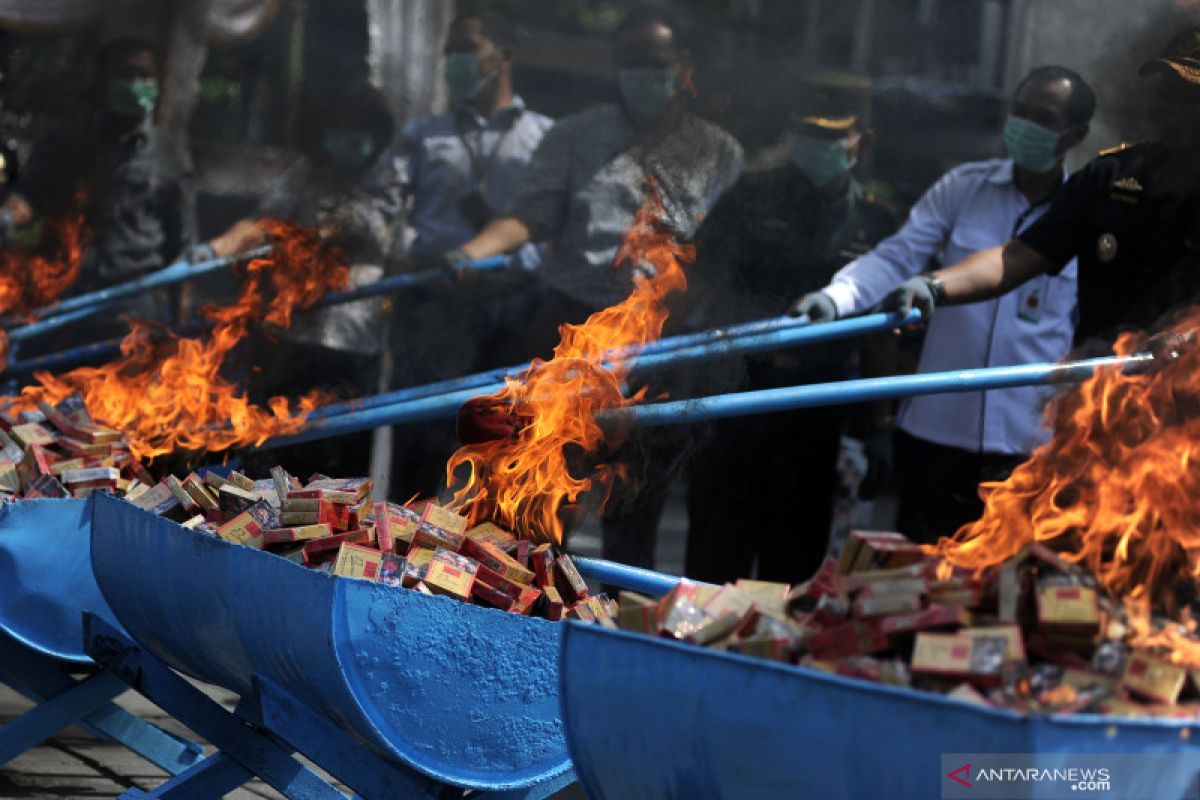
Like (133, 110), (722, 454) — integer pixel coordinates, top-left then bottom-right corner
(791, 135), (855, 187)
(618, 68), (680, 123)
(322, 130), (375, 169)
(1003, 115), (1062, 172)
(445, 53), (493, 101)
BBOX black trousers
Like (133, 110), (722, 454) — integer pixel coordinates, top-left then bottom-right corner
(893, 428), (1028, 545)
(684, 405), (845, 585)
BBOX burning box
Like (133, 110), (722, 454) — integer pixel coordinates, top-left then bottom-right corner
(424, 548), (479, 601)
(879, 604), (972, 637)
(301, 477), (372, 504)
(410, 520), (465, 552)
(1121, 653), (1186, 705)
(530, 543), (555, 587)
(1037, 583), (1100, 634)
(11, 422), (56, 449)
(333, 543), (383, 581)
(461, 537), (535, 585)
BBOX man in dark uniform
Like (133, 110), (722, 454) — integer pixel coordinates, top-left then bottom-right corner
(684, 73), (897, 585)
(0, 37), (196, 334)
(882, 27), (1200, 350)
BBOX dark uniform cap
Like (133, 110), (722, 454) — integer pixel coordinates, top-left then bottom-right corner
(1139, 26), (1200, 84)
(796, 71), (872, 132)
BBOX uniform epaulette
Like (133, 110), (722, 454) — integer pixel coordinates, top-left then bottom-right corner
(1097, 142), (1140, 157)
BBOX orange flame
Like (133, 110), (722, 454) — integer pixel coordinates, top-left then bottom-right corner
(444, 182), (692, 543)
(0, 205), (89, 366)
(931, 308), (1200, 614)
(9, 220), (347, 460)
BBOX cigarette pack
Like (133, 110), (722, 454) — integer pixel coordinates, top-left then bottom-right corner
(0, 462), (18, 494)
(0, 429), (22, 463)
(686, 613), (740, 646)
(333, 542), (383, 581)
(510, 586), (542, 615)
(465, 522), (517, 550)
(222, 470), (253, 491)
(515, 539), (531, 567)
(378, 553), (406, 587)
(1122, 653), (1186, 705)
(731, 636), (793, 662)
(612, 591), (655, 633)
(734, 580), (791, 615)
(424, 548), (478, 601)
(58, 437), (113, 457)
(808, 620), (888, 659)
(541, 586), (565, 621)
(414, 502), (469, 535)
(262, 524), (332, 544)
(837, 530), (925, 574)
(302, 529), (371, 560)
(165, 474), (200, 515)
(372, 502), (394, 552)
(24, 473), (70, 499)
(472, 579), (516, 611)
(475, 563), (525, 599)
(11, 422), (56, 449)
(181, 474), (219, 512)
(911, 632), (1007, 686)
(553, 554), (589, 604)
(218, 483), (258, 515)
(404, 547), (435, 587)
(129, 482), (175, 512)
(460, 537), (533, 584)
(569, 601), (596, 623)
(530, 543), (555, 587)
(701, 585), (756, 620)
(1037, 584), (1100, 634)
(411, 521), (465, 552)
(346, 499), (370, 530)
(879, 604), (972, 636)
(49, 458), (85, 476)
(204, 471), (227, 491)
(852, 591), (923, 618)
(656, 582), (710, 640)
(300, 477), (371, 504)
(270, 465), (296, 504)
(17, 444), (55, 488)
(216, 508), (266, 549)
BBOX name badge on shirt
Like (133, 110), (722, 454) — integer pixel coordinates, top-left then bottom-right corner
(1016, 275), (1048, 323)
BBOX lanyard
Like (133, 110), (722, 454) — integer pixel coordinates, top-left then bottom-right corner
(455, 109), (519, 186)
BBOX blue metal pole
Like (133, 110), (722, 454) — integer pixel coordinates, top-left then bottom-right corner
(604, 353), (1154, 428)
(262, 352), (1151, 450)
(15, 245), (274, 325)
(310, 309), (923, 420)
(3, 338), (126, 378)
(573, 556), (681, 597)
(309, 256), (509, 309)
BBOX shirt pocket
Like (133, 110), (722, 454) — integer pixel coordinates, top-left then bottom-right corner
(945, 222), (1007, 267)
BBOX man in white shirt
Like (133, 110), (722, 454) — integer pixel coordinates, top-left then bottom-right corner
(790, 66), (1096, 543)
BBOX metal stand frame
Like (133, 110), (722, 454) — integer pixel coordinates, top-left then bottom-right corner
(0, 630), (203, 774)
(85, 615), (574, 800)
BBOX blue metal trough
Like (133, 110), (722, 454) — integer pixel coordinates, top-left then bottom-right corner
(0, 498), (203, 773)
(88, 491), (580, 797)
(559, 624), (1200, 800)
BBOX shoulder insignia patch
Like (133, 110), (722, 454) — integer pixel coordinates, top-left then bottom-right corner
(1112, 176), (1144, 192)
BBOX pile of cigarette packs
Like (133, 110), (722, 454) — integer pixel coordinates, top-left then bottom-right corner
(124, 465), (616, 625)
(0, 394), (152, 500)
(620, 530), (1200, 718)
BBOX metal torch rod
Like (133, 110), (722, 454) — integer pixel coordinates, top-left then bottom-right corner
(2, 255), (512, 375)
(261, 350), (1151, 451)
(12, 245), (274, 329)
(600, 352), (1156, 428)
(310, 309), (923, 420)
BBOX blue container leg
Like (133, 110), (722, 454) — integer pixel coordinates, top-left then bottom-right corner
(0, 632), (202, 774)
(85, 614), (346, 800)
(118, 754), (252, 799)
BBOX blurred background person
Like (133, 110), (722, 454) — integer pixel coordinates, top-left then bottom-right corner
(450, 6), (744, 569)
(1, 36), (196, 344)
(791, 66), (1096, 543)
(199, 82), (397, 477)
(383, 7), (554, 497)
(683, 73), (896, 585)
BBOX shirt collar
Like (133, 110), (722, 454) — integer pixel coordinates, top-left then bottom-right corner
(455, 95), (526, 129)
(988, 158), (1068, 187)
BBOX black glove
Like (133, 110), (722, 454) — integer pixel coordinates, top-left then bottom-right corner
(858, 427), (894, 500)
(440, 248), (472, 271)
(788, 291), (837, 322)
(880, 274), (944, 321)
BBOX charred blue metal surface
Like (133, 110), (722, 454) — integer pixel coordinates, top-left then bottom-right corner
(90, 492), (572, 791)
(560, 624), (1200, 800)
(0, 497), (121, 662)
